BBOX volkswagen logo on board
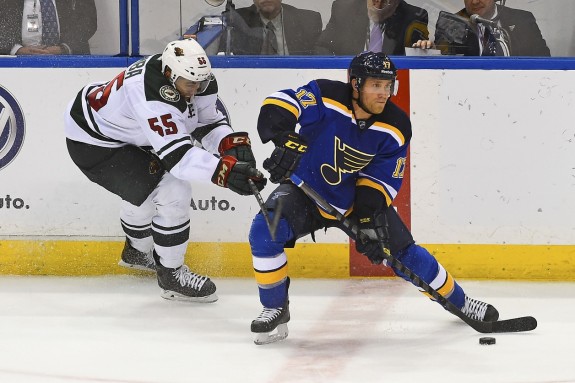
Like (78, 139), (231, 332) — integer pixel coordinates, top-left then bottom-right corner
(0, 86), (25, 171)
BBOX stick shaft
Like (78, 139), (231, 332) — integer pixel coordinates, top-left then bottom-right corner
(289, 174), (536, 333)
(248, 179), (278, 240)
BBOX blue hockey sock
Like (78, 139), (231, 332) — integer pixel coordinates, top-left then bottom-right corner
(394, 243), (465, 308)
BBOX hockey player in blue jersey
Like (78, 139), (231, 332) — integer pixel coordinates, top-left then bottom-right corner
(248, 51), (499, 345)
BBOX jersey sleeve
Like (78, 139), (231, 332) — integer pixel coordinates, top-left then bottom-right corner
(191, 78), (233, 154)
(257, 80), (323, 144)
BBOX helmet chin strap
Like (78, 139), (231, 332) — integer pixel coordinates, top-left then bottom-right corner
(352, 87), (377, 119)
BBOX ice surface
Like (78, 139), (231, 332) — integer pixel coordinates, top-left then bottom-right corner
(0, 276), (573, 383)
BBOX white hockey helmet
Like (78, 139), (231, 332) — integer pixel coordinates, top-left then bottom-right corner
(161, 38), (213, 93)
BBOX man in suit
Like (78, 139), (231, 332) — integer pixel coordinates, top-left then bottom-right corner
(315, 0), (429, 56)
(0, 0), (97, 55)
(415, 0), (550, 56)
(219, 0), (322, 55)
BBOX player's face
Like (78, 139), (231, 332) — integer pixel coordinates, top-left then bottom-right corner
(174, 77), (202, 99)
(464, 0), (496, 18)
(358, 77), (393, 114)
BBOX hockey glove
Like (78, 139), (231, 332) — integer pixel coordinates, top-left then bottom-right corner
(355, 214), (386, 265)
(218, 132), (256, 167)
(212, 155), (267, 196)
(263, 132), (307, 183)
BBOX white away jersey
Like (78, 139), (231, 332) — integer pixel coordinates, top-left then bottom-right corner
(64, 54), (232, 182)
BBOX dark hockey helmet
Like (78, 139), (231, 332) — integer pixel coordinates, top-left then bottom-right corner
(348, 51), (398, 95)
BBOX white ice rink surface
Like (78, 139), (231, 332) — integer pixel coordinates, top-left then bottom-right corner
(0, 276), (573, 383)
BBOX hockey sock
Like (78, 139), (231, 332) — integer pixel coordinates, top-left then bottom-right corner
(250, 212), (293, 308)
(394, 243), (465, 308)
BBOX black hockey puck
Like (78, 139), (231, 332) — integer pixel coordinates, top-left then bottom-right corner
(479, 337), (496, 345)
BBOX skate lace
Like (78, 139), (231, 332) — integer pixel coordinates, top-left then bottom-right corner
(172, 265), (207, 290)
(462, 296), (488, 321)
(255, 307), (282, 323)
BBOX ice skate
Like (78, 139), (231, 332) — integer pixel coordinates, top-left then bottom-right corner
(156, 261), (217, 303)
(118, 239), (156, 272)
(251, 301), (290, 345)
(462, 295), (499, 321)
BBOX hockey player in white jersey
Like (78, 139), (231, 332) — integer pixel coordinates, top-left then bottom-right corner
(64, 38), (266, 302)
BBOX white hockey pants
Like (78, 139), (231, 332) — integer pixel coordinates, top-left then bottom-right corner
(120, 172), (192, 268)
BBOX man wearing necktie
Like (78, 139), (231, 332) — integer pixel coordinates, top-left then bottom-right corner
(368, 22), (384, 53)
(0, 0), (97, 55)
(262, 21), (278, 55)
(413, 0), (550, 56)
(40, 0), (60, 46)
(316, 0), (429, 56)
(218, 0), (322, 55)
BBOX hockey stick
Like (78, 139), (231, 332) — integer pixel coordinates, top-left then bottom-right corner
(289, 173), (537, 334)
(248, 179), (281, 240)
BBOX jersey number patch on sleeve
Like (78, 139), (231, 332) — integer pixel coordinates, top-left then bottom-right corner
(148, 114), (178, 137)
(295, 89), (317, 109)
(393, 157), (407, 178)
(87, 71), (125, 112)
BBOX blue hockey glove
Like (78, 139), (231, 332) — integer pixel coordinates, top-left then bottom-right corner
(355, 214), (386, 265)
(263, 132), (307, 183)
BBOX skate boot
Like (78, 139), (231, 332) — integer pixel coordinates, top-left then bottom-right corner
(462, 295), (499, 321)
(156, 260), (217, 303)
(251, 301), (290, 345)
(118, 239), (156, 272)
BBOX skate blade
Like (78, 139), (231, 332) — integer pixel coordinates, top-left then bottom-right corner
(160, 290), (218, 303)
(253, 323), (289, 345)
(118, 260), (156, 273)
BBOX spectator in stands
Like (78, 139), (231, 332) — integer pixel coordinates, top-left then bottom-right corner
(218, 0), (322, 55)
(0, 0), (97, 55)
(413, 0), (550, 56)
(315, 0), (428, 56)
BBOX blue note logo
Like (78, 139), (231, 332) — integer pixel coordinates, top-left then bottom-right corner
(0, 86), (25, 171)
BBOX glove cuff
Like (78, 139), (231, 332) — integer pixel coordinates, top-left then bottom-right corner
(218, 132), (251, 156)
(273, 132), (307, 153)
(212, 155), (237, 187)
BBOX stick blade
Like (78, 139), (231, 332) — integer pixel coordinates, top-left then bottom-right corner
(491, 316), (537, 333)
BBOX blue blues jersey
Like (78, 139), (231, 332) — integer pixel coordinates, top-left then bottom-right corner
(258, 79), (412, 218)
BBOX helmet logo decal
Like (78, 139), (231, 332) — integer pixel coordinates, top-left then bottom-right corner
(320, 137), (374, 185)
(174, 47), (184, 56)
(159, 85), (181, 102)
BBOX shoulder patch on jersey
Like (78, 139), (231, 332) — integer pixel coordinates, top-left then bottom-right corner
(143, 56), (186, 112)
(159, 85), (180, 102)
(315, 79), (351, 107)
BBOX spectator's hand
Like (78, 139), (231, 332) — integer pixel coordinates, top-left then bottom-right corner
(44, 45), (67, 55)
(412, 40), (435, 49)
(15, 46), (51, 55)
